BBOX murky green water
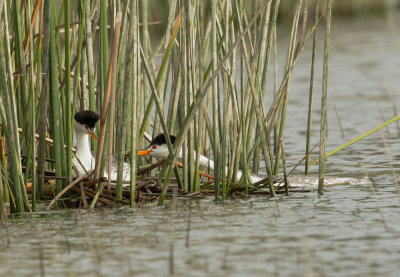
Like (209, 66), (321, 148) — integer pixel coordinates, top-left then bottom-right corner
(1, 18), (399, 276)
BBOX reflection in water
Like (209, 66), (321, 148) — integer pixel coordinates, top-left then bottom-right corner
(1, 17), (400, 277)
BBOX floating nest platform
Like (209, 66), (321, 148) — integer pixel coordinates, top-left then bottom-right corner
(27, 171), (314, 210)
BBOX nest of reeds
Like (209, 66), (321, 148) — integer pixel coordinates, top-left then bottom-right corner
(25, 157), (313, 210)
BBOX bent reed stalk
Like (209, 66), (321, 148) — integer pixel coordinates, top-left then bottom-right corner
(0, 0), (350, 211)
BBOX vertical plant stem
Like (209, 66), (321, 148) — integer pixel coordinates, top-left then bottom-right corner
(13, 0), (27, 130)
(138, 10), (182, 141)
(116, 3), (138, 198)
(84, 0), (97, 149)
(273, 23), (278, 155)
(318, 0), (332, 194)
(221, 0), (231, 198)
(72, 0), (86, 113)
(140, 0), (148, 132)
(27, 0), (37, 211)
(113, 6), (131, 199)
(114, 5), (130, 159)
(305, 0), (319, 175)
(100, 0), (109, 108)
(180, 2), (188, 191)
(1, 2), (27, 212)
(64, 0), (72, 186)
(141, 48), (183, 204)
(158, 1), (272, 205)
(211, 0), (220, 199)
(251, 1), (272, 174)
(0, 87), (23, 214)
(4, 2), (22, 165)
(280, 139), (289, 196)
(37, 0), (51, 200)
(49, 0), (64, 195)
(106, 8), (120, 196)
(93, 12), (121, 183)
(130, 0), (139, 207)
(273, 0), (302, 175)
(0, 157), (6, 223)
(234, 1), (275, 195)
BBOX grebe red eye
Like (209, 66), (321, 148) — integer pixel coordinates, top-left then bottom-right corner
(85, 126), (88, 130)
(152, 145), (156, 149)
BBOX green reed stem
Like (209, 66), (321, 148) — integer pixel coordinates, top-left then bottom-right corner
(274, 0), (302, 175)
(37, 0), (51, 200)
(311, 115), (400, 165)
(211, 0), (220, 198)
(305, 0), (319, 176)
(138, 10), (182, 141)
(141, 0), (149, 134)
(158, 0), (272, 205)
(234, 0), (275, 195)
(49, 0), (64, 195)
(250, 1), (272, 174)
(4, 4), (21, 157)
(140, 47), (183, 191)
(280, 139), (289, 196)
(100, 0), (108, 108)
(130, 0), (140, 207)
(107, 21), (118, 196)
(93, 11), (121, 192)
(113, 8), (130, 199)
(27, 0), (37, 211)
(0, 163), (6, 224)
(13, 0), (27, 131)
(179, 3), (188, 190)
(72, 0), (86, 116)
(318, 0), (332, 194)
(84, 0), (97, 149)
(64, 0), (72, 186)
(0, 9), (24, 212)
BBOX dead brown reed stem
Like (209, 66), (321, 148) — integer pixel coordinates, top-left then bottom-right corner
(72, 187), (116, 207)
(94, 13), (122, 181)
(80, 182), (89, 208)
(46, 169), (93, 210)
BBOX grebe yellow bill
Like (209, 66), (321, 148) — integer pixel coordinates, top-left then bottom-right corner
(87, 130), (98, 141)
(138, 149), (151, 155)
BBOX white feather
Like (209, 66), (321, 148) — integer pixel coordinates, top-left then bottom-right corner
(72, 122), (131, 185)
(73, 124), (267, 186)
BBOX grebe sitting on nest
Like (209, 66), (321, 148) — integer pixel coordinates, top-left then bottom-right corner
(73, 110), (131, 182)
(73, 110), (268, 185)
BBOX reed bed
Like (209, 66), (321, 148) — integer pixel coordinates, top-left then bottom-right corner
(0, 0), (390, 213)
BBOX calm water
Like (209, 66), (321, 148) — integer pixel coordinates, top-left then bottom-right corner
(1, 18), (400, 276)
